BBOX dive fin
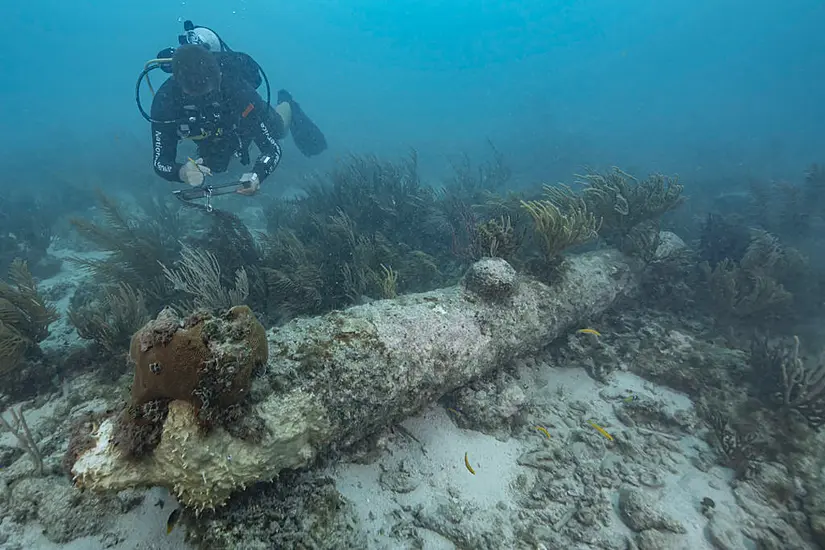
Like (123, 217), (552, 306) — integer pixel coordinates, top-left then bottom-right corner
(279, 89), (327, 157)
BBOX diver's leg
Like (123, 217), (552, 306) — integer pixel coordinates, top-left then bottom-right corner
(261, 101), (291, 140)
(274, 101), (292, 136)
(275, 89), (326, 157)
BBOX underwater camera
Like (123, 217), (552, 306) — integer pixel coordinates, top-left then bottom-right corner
(135, 20), (271, 125)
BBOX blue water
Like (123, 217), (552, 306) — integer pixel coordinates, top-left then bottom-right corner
(2, 0), (824, 187)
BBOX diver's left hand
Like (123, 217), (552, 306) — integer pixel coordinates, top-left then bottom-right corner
(237, 172), (260, 196)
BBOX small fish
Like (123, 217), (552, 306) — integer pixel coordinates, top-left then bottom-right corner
(623, 394), (638, 403)
(577, 328), (601, 336)
(166, 508), (181, 535)
(464, 452), (476, 475)
(588, 421), (614, 442)
(535, 425), (552, 439)
(154, 498), (165, 509)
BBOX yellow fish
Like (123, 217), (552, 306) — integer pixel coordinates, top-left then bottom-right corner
(464, 452), (476, 475)
(588, 421), (614, 442)
(577, 328), (601, 336)
(166, 508), (181, 535)
(535, 425), (552, 439)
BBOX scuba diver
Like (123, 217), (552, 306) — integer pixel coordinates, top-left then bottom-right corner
(138, 20), (327, 200)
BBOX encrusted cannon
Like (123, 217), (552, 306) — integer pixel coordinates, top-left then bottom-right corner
(70, 250), (638, 511)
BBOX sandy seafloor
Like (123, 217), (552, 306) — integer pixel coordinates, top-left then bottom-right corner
(0, 243), (815, 550)
(2, 368), (729, 550)
(332, 368), (724, 550)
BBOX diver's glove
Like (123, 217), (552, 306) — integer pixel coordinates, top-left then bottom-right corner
(179, 158), (212, 186)
(236, 172), (260, 196)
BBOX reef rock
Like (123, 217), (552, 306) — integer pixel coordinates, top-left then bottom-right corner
(706, 512), (746, 550)
(8, 476), (122, 543)
(71, 250), (638, 511)
(618, 487), (686, 534)
(462, 256), (519, 300)
(654, 230), (686, 260)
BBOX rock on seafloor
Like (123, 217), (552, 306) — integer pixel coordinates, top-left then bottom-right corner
(71, 250), (639, 510)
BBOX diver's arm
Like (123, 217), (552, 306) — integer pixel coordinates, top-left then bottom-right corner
(149, 85), (184, 183)
(151, 123), (184, 182)
(251, 127), (282, 184)
(236, 89), (283, 184)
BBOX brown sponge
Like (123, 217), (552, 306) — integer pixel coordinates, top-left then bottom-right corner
(128, 305), (267, 423)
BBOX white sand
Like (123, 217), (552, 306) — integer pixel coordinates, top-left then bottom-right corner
(332, 363), (736, 550)
(334, 406), (525, 549)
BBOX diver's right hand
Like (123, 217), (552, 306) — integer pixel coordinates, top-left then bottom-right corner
(179, 158), (212, 186)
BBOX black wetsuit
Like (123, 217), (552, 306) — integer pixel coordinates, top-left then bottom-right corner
(150, 52), (284, 184)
